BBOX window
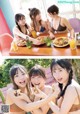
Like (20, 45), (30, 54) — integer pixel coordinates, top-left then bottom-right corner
(9, 0), (80, 25)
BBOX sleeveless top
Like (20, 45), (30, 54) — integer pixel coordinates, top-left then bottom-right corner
(10, 104), (31, 114)
(40, 26), (46, 32)
(51, 18), (67, 32)
(10, 104), (24, 112)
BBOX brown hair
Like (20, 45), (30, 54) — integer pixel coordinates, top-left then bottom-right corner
(29, 8), (42, 31)
(9, 64), (32, 100)
(29, 64), (46, 79)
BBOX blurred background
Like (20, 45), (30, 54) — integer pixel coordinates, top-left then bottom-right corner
(0, 58), (80, 88)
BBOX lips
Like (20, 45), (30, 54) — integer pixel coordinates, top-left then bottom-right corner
(34, 83), (40, 86)
(19, 80), (26, 84)
(58, 78), (63, 82)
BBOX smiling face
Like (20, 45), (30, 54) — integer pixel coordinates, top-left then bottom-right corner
(30, 75), (45, 89)
(14, 68), (28, 88)
(18, 16), (26, 26)
(35, 13), (41, 21)
(52, 64), (69, 84)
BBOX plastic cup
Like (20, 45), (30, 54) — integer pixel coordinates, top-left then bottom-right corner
(31, 30), (37, 38)
(69, 38), (76, 50)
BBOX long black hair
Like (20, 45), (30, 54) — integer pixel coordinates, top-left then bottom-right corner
(15, 13), (28, 33)
(50, 59), (73, 98)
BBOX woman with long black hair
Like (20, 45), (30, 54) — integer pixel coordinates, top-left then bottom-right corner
(13, 13), (41, 46)
(48, 59), (80, 114)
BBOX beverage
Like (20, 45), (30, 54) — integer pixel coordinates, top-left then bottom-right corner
(11, 41), (18, 51)
(31, 30), (37, 38)
(69, 38), (76, 50)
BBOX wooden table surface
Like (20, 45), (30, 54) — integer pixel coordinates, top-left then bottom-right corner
(9, 33), (80, 56)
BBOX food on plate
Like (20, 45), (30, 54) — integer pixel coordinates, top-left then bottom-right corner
(53, 37), (68, 47)
(37, 36), (45, 44)
(17, 40), (26, 47)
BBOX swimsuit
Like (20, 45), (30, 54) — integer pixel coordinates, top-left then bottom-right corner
(51, 18), (67, 32)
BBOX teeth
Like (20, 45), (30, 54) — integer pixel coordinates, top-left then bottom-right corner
(35, 83), (40, 85)
(20, 81), (25, 84)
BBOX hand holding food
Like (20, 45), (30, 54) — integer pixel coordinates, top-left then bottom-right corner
(31, 86), (47, 99)
(14, 89), (21, 96)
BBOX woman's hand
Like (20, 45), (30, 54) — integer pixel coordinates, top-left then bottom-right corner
(49, 31), (55, 39)
(14, 90), (31, 102)
(32, 38), (42, 45)
(31, 86), (47, 99)
(52, 83), (60, 98)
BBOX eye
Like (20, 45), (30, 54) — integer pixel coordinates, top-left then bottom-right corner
(59, 69), (62, 72)
(22, 72), (25, 75)
(53, 70), (56, 73)
(14, 74), (18, 77)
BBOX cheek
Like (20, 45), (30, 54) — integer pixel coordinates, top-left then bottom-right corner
(40, 79), (45, 84)
(36, 16), (40, 20)
(30, 78), (34, 84)
(14, 78), (18, 85)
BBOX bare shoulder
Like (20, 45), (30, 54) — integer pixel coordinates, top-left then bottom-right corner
(61, 17), (68, 21)
(66, 84), (78, 96)
(7, 88), (14, 96)
(30, 21), (34, 26)
(41, 20), (47, 25)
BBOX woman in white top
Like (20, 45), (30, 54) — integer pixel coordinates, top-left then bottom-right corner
(13, 13), (41, 46)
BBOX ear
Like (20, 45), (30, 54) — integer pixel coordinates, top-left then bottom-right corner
(53, 12), (57, 15)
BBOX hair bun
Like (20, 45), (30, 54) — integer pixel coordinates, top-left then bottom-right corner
(28, 8), (31, 11)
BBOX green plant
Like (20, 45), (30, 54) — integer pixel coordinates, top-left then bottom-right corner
(44, 37), (52, 47)
(0, 90), (5, 104)
(26, 40), (33, 49)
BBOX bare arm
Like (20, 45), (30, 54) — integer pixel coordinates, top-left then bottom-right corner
(6, 88), (55, 112)
(32, 86), (53, 114)
(63, 18), (74, 38)
(49, 86), (77, 114)
(42, 20), (49, 32)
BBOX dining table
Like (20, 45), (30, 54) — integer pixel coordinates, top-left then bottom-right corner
(9, 32), (80, 56)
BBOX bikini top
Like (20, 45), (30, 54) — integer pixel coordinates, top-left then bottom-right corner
(51, 18), (67, 32)
(10, 103), (24, 112)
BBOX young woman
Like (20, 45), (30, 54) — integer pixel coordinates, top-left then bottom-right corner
(29, 8), (48, 33)
(48, 59), (80, 114)
(13, 13), (41, 46)
(6, 64), (58, 114)
(47, 5), (74, 38)
(29, 64), (53, 114)
(6, 64), (31, 114)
